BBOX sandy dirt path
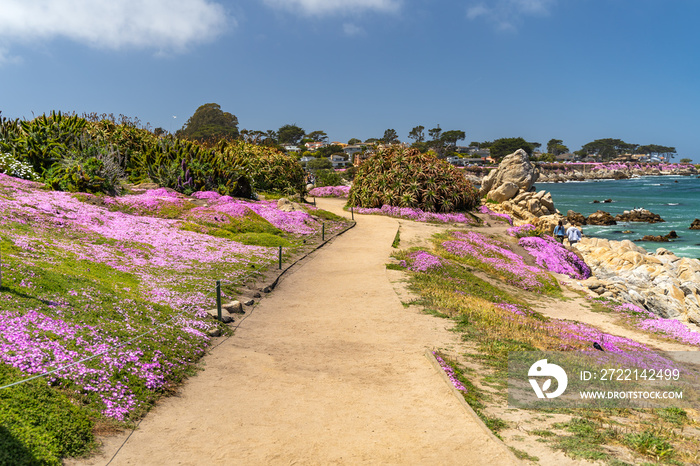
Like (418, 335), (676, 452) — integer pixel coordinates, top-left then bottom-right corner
(73, 198), (517, 466)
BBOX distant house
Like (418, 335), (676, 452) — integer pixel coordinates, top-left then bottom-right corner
(330, 153), (350, 168)
(446, 156), (464, 166)
(344, 144), (364, 158)
(283, 145), (301, 153)
(300, 155), (315, 163)
(305, 141), (326, 151)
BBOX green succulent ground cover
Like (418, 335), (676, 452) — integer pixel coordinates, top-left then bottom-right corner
(0, 175), (347, 464)
(395, 228), (700, 465)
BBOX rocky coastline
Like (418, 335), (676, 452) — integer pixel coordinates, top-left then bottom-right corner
(479, 150), (700, 324)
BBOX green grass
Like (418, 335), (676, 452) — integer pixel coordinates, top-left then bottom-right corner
(509, 446), (539, 462)
(551, 418), (615, 462)
(391, 227), (400, 248)
(622, 430), (675, 463)
(0, 365), (95, 466)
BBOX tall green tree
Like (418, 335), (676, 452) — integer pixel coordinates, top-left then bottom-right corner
(278, 124), (305, 145)
(176, 103), (239, 142)
(441, 130), (466, 153)
(546, 138), (569, 156)
(383, 128), (399, 144)
(428, 125), (442, 142)
(408, 125), (425, 143)
(347, 138), (361, 145)
(489, 137), (537, 160)
(581, 138), (638, 161)
(306, 130), (329, 143)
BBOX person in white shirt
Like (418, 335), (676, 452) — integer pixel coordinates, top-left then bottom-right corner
(566, 225), (582, 244)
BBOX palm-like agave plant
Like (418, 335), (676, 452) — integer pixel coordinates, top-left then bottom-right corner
(347, 145), (479, 212)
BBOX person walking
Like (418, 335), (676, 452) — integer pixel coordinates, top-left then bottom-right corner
(553, 221), (566, 243)
(566, 225), (582, 245)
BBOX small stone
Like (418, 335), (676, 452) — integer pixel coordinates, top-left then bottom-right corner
(219, 314), (233, 323)
(208, 328), (222, 337)
(253, 292), (262, 298)
(262, 286), (272, 293)
(224, 300), (243, 314)
(244, 299), (255, 306)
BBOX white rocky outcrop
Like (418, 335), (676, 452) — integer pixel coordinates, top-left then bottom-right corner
(479, 149), (539, 199)
(573, 238), (700, 323)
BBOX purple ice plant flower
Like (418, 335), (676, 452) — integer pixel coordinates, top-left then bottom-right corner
(353, 205), (475, 224)
(506, 224), (537, 238)
(478, 205), (513, 225)
(308, 186), (351, 198)
(433, 352), (467, 392)
(406, 251), (444, 272)
(518, 236), (592, 280)
(441, 231), (554, 292)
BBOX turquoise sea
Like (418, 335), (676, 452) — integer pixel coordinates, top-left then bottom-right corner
(538, 176), (700, 259)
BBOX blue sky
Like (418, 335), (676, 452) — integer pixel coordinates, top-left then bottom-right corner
(1, 0), (699, 160)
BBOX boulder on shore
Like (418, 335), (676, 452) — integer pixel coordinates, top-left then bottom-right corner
(573, 237), (700, 322)
(690, 219), (700, 230)
(567, 210), (587, 226)
(587, 210), (617, 225)
(638, 231), (678, 242)
(615, 208), (664, 223)
(480, 149), (538, 200)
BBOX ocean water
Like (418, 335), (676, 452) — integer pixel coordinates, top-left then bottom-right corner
(537, 175), (700, 259)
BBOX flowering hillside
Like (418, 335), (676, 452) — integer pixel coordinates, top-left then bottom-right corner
(0, 174), (348, 464)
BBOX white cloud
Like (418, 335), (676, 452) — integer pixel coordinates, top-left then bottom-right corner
(343, 23), (365, 36)
(262, 0), (400, 16)
(0, 0), (230, 54)
(466, 0), (556, 31)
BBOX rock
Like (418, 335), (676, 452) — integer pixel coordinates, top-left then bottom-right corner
(587, 210), (617, 225)
(603, 199), (613, 203)
(224, 300), (244, 314)
(582, 277), (605, 290)
(486, 182), (519, 202)
(690, 219), (700, 230)
(253, 292), (262, 298)
(615, 208), (664, 223)
(277, 197), (300, 212)
(207, 328), (222, 337)
(479, 149), (539, 199)
(639, 232), (677, 242)
(219, 314), (233, 323)
(262, 286), (272, 293)
(567, 210), (587, 225)
(243, 299), (255, 306)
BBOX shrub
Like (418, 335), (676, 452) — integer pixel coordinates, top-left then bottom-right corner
(347, 146), (479, 212)
(315, 169), (343, 187)
(222, 141), (305, 196)
(0, 152), (39, 180)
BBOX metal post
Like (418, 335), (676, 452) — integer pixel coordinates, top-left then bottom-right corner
(314, 197), (316, 206)
(351, 206), (354, 221)
(322, 223), (325, 241)
(278, 246), (282, 270)
(216, 280), (222, 322)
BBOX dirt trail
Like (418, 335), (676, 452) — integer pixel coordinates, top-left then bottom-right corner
(72, 198), (517, 466)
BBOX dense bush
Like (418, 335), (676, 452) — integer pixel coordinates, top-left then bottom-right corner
(222, 141), (305, 196)
(0, 152), (39, 180)
(315, 169), (343, 187)
(347, 146), (480, 212)
(0, 111), (306, 199)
